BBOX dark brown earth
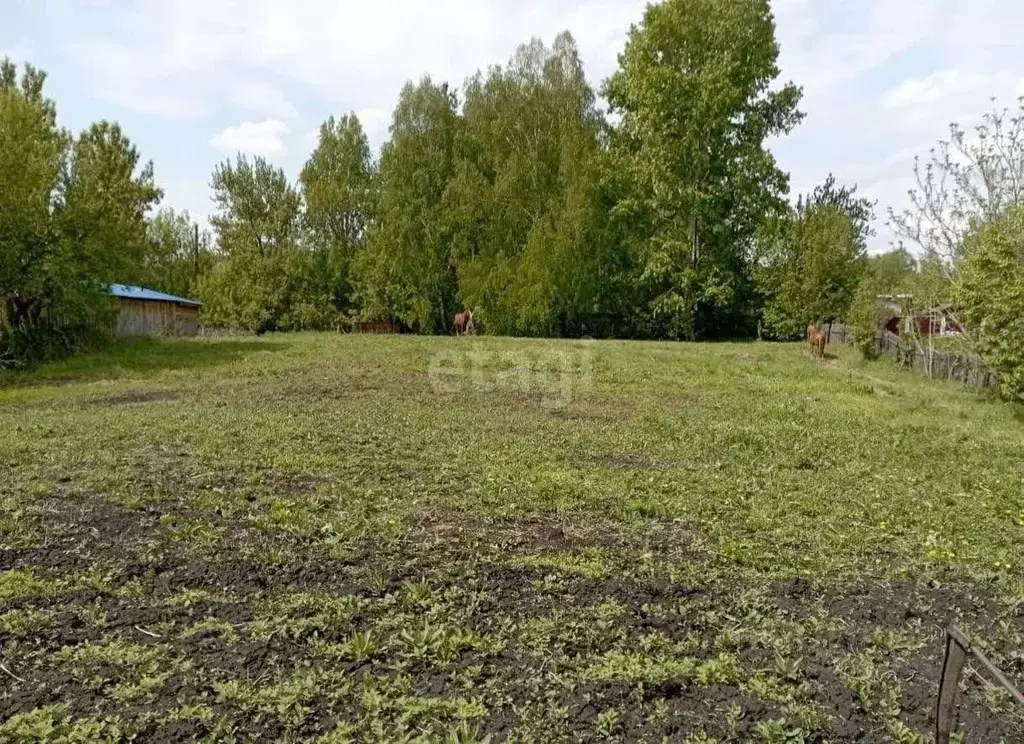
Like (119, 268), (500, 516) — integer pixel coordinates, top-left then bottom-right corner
(1, 488), (1022, 742)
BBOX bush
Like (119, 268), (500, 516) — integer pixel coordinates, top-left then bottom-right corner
(197, 249), (339, 333)
(848, 276), (885, 360)
(958, 207), (1024, 401)
(1, 284), (116, 368)
(1, 324), (111, 369)
(755, 201), (867, 341)
(2, 61), (160, 367)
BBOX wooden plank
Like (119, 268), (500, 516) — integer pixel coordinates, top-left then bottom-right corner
(936, 626), (968, 744)
(115, 299), (199, 337)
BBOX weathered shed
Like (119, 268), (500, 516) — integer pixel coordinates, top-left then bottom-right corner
(109, 284), (202, 337)
(876, 295), (963, 337)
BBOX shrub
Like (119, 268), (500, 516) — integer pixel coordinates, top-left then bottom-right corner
(958, 206), (1024, 401)
(197, 250), (339, 333)
(1, 285), (115, 368)
(848, 276), (885, 360)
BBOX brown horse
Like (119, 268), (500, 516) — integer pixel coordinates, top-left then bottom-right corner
(452, 308), (474, 336)
(807, 324), (827, 359)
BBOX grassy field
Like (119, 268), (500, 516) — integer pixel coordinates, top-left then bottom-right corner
(1, 333), (1022, 743)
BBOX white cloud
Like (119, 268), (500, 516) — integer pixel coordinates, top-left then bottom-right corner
(77, 40), (208, 119)
(231, 81), (297, 119)
(67, 0), (646, 121)
(773, 0), (938, 93)
(23, 0), (1024, 256)
(211, 119), (290, 157)
(880, 69), (1024, 137)
(884, 69), (1024, 111)
(0, 39), (33, 63)
(303, 126), (321, 150)
(769, 0), (1024, 253)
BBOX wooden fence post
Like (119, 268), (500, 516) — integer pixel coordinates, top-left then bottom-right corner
(936, 625), (1024, 743)
(936, 627), (969, 744)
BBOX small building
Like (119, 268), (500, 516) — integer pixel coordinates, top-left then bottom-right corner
(915, 303), (963, 336)
(109, 284), (202, 337)
(877, 295), (962, 337)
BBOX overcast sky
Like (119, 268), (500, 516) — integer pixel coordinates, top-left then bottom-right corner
(4, 0), (1024, 253)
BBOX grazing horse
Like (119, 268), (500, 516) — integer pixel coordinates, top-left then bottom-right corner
(807, 324), (827, 359)
(452, 308), (475, 336)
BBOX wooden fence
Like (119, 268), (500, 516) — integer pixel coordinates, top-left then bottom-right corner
(351, 320), (402, 335)
(823, 323), (851, 346)
(817, 323), (998, 391)
(876, 330), (998, 390)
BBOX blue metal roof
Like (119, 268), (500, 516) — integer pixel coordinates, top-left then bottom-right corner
(109, 284), (202, 307)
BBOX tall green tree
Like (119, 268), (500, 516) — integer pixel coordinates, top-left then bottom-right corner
(451, 33), (612, 336)
(300, 114), (375, 312)
(60, 120), (163, 285)
(0, 60), (68, 331)
(210, 155), (300, 257)
(605, 0), (802, 339)
(756, 203), (866, 339)
(355, 78), (462, 332)
(145, 208), (214, 300)
(868, 248), (917, 295)
(1, 59), (161, 361)
(202, 155), (335, 332)
(802, 174), (875, 247)
(958, 206), (1024, 400)
(756, 176), (871, 338)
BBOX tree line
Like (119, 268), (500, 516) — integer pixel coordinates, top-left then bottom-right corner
(196, 1), (867, 341)
(2, 0), (1021, 401)
(0, 0), (869, 357)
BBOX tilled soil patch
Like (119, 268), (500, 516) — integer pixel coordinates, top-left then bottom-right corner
(1, 495), (1021, 742)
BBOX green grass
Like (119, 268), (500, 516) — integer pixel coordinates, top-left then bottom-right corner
(0, 336), (278, 384)
(1, 333), (1022, 742)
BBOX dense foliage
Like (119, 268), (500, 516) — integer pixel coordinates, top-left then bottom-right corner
(451, 35), (615, 337)
(867, 248), (917, 295)
(353, 79), (462, 333)
(5, 0), (1024, 397)
(958, 206), (1024, 400)
(200, 1), (806, 339)
(0, 60), (161, 365)
(0, 2), (815, 352)
(145, 208), (216, 302)
(198, 155), (341, 333)
(301, 114), (376, 317)
(756, 177), (872, 339)
(604, 0), (803, 340)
